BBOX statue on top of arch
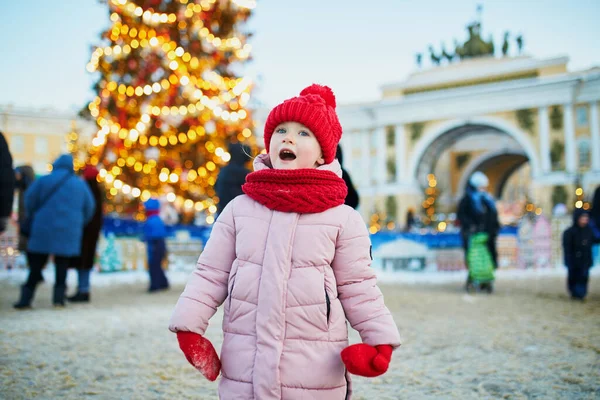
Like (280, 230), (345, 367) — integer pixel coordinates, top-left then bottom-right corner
(417, 5), (524, 68)
(460, 20), (495, 59)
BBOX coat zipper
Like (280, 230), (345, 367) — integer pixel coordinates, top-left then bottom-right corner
(229, 275), (235, 308)
(325, 290), (331, 323)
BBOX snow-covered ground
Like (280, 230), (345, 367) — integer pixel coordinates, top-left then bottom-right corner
(1, 259), (599, 288)
(1, 267), (599, 399)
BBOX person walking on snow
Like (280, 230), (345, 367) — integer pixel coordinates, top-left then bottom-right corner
(68, 165), (104, 303)
(457, 171), (499, 292)
(13, 154), (95, 309)
(143, 198), (170, 292)
(0, 131), (15, 236)
(563, 208), (599, 301)
(590, 186), (600, 265)
(14, 165), (36, 253)
(169, 84), (401, 399)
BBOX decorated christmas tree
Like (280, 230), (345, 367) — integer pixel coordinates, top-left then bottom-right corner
(84, 0), (257, 222)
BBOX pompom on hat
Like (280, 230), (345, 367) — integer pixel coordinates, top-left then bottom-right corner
(263, 84), (343, 165)
(82, 165), (99, 180)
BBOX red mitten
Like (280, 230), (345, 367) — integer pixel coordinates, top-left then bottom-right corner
(341, 344), (393, 378)
(176, 331), (221, 381)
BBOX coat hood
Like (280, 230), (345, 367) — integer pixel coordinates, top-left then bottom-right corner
(144, 198), (160, 212)
(52, 154), (74, 171)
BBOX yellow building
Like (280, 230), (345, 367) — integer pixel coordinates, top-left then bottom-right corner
(0, 105), (96, 174)
(332, 55), (600, 227)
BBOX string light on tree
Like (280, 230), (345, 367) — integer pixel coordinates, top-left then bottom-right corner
(421, 174), (438, 226)
(83, 0), (258, 220)
(574, 186), (588, 209)
(573, 174), (588, 210)
(66, 120), (89, 173)
(368, 208), (385, 234)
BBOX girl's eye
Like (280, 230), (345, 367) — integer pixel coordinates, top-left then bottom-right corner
(299, 131), (309, 137)
(276, 128), (286, 134)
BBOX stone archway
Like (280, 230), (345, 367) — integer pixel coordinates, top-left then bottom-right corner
(408, 117), (540, 189)
(457, 149), (529, 198)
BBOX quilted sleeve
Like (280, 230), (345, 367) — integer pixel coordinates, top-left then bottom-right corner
(331, 209), (401, 348)
(169, 200), (237, 335)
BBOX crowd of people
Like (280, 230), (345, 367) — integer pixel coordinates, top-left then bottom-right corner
(1, 108), (599, 310)
(1, 82), (599, 397)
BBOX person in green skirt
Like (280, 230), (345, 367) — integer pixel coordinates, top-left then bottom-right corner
(457, 172), (500, 293)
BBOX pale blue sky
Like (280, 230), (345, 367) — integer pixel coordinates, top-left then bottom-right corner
(1, 0), (599, 113)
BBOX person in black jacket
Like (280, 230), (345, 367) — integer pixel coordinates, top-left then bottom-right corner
(14, 165), (36, 252)
(563, 208), (600, 301)
(0, 131), (16, 235)
(68, 165), (104, 303)
(457, 172), (500, 264)
(336, 144), (359, 209)
(590, 186), (600, 266)
(457, 172), (500, 291)
(215, 143), (251, 215)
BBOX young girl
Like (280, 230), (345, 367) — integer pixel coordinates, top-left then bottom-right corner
(169, 84), (401, 399)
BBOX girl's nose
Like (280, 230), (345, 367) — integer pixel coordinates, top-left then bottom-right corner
(282, 132), (295, 144)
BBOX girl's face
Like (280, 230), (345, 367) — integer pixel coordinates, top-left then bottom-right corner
(269, 121), (324, 170)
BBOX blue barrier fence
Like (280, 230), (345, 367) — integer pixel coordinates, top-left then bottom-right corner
(103, 217), (517, 250)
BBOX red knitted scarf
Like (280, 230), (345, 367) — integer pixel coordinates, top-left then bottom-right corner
(242, 168), (348, 213)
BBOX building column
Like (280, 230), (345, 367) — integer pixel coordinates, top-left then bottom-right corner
(395, 124), (407, 183)
(589, 101), (600, 172)
(563, 103), (577, 173)
(360, 130), (371, 188)
(538, 106), (551, 173)
(374, 127), (387, 185)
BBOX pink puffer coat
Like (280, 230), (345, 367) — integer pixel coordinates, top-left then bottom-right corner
(169, 159), (401, 400)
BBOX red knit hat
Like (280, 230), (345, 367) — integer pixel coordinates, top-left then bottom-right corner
(263, 84), (342, 165)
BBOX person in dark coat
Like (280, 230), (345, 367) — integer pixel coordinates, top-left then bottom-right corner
(590, 186), (600, 266)
(68, 165), (104, 303)
(336, 144), (359, 209)
(405, 208), (416, 232)
(15, 165), (36, 252)
(143, 198), (170, 292)
(457, 172), (500, 289)
(215, 143), (251, 215)
(563, 209), (600, 300)
(0, 131), (16, 235)
(13, 154), (95, 309)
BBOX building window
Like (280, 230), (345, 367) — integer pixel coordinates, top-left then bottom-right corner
(369, 130), (377, 185)
(386, 126), (395, 146)
(386, 159), (396, 182)
(10, 135), (24, 154)
(35, 137), (48, 154)
(577, 138), (591, 169)
(576, 106), (588, 127)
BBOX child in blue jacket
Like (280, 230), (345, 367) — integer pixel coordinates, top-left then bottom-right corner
(143, 198), (170, 292)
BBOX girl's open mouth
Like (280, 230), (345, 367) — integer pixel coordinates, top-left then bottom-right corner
(279, 149), (296, 161)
